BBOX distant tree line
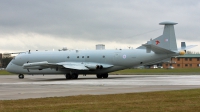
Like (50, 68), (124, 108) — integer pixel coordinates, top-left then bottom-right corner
(186, 51), (200, 54)
(1, 57), (13, 68)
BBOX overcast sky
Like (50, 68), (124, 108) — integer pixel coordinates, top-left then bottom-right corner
(0, 0), (199, 53)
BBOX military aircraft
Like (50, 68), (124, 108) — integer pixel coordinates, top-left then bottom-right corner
(6, 21), (195, 79)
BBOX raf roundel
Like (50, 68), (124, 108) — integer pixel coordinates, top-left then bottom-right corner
(123, 55), (126, 59)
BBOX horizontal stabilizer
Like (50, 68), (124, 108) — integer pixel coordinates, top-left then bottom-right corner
(142, 44), (176, 54)
(178, 42), (198, 51)
(179, 45), (198, 50)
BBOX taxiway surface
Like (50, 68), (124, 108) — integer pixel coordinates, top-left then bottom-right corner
(0, 75), (200, 100)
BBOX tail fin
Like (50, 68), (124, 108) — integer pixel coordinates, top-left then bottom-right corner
(155, 21), (178, 51)
(137, 21), (178, 51)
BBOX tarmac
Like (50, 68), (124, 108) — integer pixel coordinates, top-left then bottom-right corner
(0, 75), (200, 100)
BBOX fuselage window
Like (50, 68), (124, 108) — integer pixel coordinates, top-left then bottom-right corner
(103, 56), (105, 58)
(87, 56), (89, 58)
(67, 56), (70, 58)
(77, 56), (79, 58)
(82, 56), (84, 58)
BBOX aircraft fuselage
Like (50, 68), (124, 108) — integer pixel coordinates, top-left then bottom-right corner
(6, 49), (177, 75)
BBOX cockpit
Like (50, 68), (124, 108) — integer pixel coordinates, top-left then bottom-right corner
(11, 53), (29, 66)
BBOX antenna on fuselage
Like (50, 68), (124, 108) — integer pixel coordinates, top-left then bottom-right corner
(28, 50), (30, 54)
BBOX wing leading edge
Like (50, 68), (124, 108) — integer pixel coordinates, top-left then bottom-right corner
(22, 61), (113, 70)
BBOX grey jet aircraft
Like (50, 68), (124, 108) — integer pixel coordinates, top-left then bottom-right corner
(6, 21), (195, 79)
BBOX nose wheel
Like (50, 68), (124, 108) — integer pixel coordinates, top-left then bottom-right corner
(18, 74), (24, 79)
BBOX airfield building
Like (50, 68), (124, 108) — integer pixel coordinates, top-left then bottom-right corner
(163, 54), (200, 68)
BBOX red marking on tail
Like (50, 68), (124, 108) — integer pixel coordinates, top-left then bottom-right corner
(155, 40), (160, 45)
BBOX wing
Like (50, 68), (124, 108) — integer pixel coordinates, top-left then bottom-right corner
(22, 61), (113, 70)
(58, 62), (89, 70)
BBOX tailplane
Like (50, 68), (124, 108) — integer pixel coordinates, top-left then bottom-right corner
(179, 42), (197, 51)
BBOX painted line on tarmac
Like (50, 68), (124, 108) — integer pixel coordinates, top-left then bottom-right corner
(0, 79), (200, 85)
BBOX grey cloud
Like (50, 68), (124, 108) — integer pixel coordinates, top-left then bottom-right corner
(0, 0), (200, 45)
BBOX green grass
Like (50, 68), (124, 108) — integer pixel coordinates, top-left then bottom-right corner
(0, 89), (200, 112)
(0, 70), (14, 75)
(111, 68), (200, 75)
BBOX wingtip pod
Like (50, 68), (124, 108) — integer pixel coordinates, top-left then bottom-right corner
(179, 51), (186, 55)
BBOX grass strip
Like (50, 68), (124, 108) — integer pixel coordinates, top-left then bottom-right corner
(0, 89), (200, 112)
(0, 70), (14, 75)
(111, 68), (200, 75)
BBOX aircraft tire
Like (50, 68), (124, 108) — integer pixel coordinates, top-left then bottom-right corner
(96, 74), (102, 78)
(18, 74), (24, 79)
(102, 73), (108, 78)
(71, 73), (78, 79)
(65, 74), (71, 79)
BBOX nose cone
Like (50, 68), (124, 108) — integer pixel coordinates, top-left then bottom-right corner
(6, 61), (18, 73)
(6, 61), (24, 74)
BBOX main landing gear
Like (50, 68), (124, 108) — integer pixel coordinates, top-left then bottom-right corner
(18, 74), (24, 79)
(65, 73), (78, 79)
(96, 73), (108, 79)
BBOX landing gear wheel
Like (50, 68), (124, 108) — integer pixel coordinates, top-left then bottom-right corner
(65, 73), (71, 79)
(71, 73), (78, 79)
(96, 74), (102, 78)
(18, 74), (24, 79)
(102, 73), (108, 78)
